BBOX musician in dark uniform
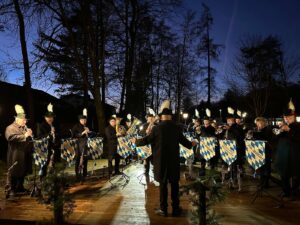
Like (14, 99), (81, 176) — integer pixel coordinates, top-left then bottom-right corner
(5, 105), (33, 197)
(201, 109), (218, 171)
(222, 107), (245, 168)
(71, 108), (90, 180)
(187, 109), (200, 132)
(36, 103), (60, 178)
(105, 116), (121, 176)
(140, 110), (157, 175)
(250, 117), (274, 188)
(275, 100), (300, 198)
(235, 110), (243, 129)
(134, 100), (196, 217)
(236, 110), (249, 138)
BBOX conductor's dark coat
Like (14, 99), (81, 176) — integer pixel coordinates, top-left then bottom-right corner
(5, 122), (33, 177)
(136, 120), (192, 182)
(105, 125), (118, 160)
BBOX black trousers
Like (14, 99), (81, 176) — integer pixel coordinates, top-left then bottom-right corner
(259, 160), (271, 188)
(108, 153), (121, 174)
(11, 176), (25, 192)
(159, 180), (180, 211)
(144, 155), (153, 174)
(281, 176), (299, 196)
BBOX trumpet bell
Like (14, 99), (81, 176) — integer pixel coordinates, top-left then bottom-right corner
(272, 128), (281, 135)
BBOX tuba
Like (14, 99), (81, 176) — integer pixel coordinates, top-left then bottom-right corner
(127, 117), (142, 135)
(116, 117), (126, 136)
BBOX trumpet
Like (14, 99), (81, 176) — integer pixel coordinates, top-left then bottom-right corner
(195, 125), (202, 135)
(272, 128), (283, 135)
(272, 123), (288, 135)
(24, 125), (34, 141)
(245, 129), (254, 140)
(215, 125), (227, 135)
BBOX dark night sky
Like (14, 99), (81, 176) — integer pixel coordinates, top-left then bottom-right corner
(0, 0), (300, 97)
(185, 0), (300, 94)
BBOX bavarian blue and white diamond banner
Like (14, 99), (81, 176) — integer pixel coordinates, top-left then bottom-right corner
(245, 140), (266, 170)
(117, 135), (134, 158)
(135, 145), (152, 159)
(61, 138), (78, 164)
(219, 140), (237, 166)
(199, 137), (216, 161)
(179, 133), (198, 159)
(87, 137), (103, 160)
(33, 137), (49, 167)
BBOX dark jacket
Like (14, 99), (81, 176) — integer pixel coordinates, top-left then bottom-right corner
(71, 123), (88, 155)
(224, 123), (245, 162)
(200, 125), (215, 137)
(105, 125), (118, 160)
(252, 125), (274, 163)
(275, 122), (300, 177)
(5, 122), (33, 177)
(136, 120), (192, 182)
(37, 120), (60, 162)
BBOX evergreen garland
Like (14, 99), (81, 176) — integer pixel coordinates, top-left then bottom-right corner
(38, 162), (75, 225)
(181, 170), (226, 225)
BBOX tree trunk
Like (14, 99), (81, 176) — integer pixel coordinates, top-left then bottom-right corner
(119, 0), (129, 112)
(124, 0), (137, 113)
(156, 39), (162, 113)
(206, 15), (211, 106)
(13, 0), (35, 128)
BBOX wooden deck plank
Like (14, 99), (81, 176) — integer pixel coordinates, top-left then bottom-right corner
(0, 159), (300, 224)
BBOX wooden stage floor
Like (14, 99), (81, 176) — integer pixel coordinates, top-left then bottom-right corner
(0, 160), (300, 225)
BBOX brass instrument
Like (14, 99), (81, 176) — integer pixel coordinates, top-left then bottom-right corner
(24, 125), (34, 141)
(272, 123), (287, 135)
(272, 128), (283, 135)
(245, 129), (254, 140)
(115, 117), (127, 137)
(127, 117), (142, 135)
(215, 125), (227, 135)
(195, 125), (202, 135)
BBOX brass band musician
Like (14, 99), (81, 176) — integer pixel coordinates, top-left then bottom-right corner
(275, 99), (300, 199)
(5, 105), (33, 197)
(71, 108), (90, 181)
(36, 103), (60, 178)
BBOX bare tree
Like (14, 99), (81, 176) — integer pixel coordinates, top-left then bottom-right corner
(197, 3), (222, 106)
(0, 0), (35, 127)
(229, 35), (284, 116)
(0, 65), (7, 81)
